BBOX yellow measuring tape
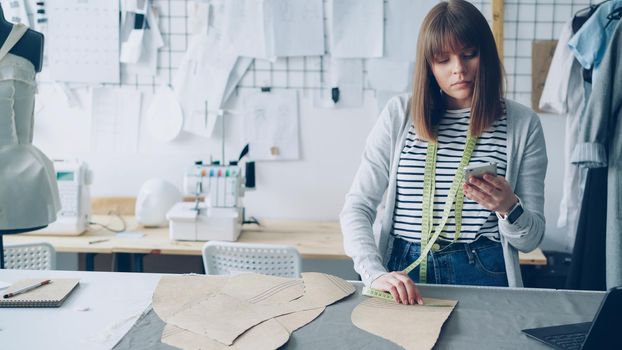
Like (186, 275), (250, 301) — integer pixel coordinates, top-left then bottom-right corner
(361, 287), (454, 307)
(363, 135), (477, 301)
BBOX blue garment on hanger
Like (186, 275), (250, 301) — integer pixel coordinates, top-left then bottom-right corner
(568, 0), (622, 86)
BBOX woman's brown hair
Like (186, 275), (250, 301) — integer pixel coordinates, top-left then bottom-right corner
(411, 0), (504, 141)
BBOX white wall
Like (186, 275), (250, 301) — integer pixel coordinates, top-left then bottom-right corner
(34, 86), (573, 252)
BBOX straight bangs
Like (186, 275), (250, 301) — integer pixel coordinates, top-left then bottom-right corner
(411, 0), (504, 142)
(422, 12), (478, 67)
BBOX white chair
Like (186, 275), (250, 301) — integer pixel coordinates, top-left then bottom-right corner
(3, 242), (56, 270)
(202, 241), (302, 278)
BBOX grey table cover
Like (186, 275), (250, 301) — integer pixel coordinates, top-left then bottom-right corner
(115, 283), (605, 349)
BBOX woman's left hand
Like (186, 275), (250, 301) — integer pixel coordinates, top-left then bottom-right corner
(463, 174), (518, 215)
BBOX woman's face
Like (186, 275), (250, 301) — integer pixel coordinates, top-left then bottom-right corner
(431, 46), (480, 109)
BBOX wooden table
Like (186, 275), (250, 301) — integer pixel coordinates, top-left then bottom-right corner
(4, 215), (547, 269)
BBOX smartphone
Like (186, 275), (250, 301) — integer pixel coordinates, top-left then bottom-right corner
(464, 162), (497, 181)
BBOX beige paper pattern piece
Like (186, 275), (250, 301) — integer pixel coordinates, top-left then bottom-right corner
(220, 273), (304, 304)
(153, 275), (228, 320)
(351, 297), (457, 350)
(161, 306), (324, 350)
(291, 273), (356, 307)
(162, 319), (290, 350)
(166, 273), (354, 345)
(152, 273), (354, 348)
(168, 292), (270, 345)
(161, 307), (326, 350)
(275, 307), (325, 333)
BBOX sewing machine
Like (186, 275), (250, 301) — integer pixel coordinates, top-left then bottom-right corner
(167, 163), (246, 241)
(37, 160), (92, 235)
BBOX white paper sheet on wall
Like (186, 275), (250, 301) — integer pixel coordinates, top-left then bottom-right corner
(329, 0), (383, 58)
(244, 90), (299, 161)
(1, 0), (30, 26)
(90, 88), (142, 153)
(222, 0), (270, 59)
(385, 0), (438, 60)
(366, 59), (413, 92)
(173, 0), (253, 139)
(145, 85), (183, 143)
(267, 0), (325, 57)
(46, 0), (120, 83)
(314, 58), (364, 108)
(223, 57), (253, 106)
(173, 33), (239, 138)
(121, 4), (164, 77)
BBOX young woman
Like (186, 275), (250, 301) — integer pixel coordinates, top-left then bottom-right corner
(340, 0), (547, 305)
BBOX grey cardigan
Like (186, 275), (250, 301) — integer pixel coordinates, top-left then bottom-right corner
(340, 94), (547, 287)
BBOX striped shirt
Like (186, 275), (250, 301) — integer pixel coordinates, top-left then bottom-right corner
(391, 107), (507, 243)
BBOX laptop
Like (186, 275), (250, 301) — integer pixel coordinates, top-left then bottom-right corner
(522, 286), (622, 349)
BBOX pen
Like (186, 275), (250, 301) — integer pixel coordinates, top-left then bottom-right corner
(88, 238), (110, 244)
(3, 279), (51, 299)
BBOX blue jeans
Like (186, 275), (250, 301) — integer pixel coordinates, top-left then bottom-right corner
(387, 236), (508, 287)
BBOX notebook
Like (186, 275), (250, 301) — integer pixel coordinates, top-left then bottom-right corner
(0, 278), (80, 308)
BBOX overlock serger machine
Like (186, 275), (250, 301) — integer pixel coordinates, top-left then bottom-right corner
(167, 158), (255, 242)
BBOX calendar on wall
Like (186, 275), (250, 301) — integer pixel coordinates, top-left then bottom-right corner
(46, 0), (120, 83)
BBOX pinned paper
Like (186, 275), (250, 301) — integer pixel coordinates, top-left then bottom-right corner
(268, 0), (325, 57)
(120, 27), (145, 63)
(173, 33), (238, 138)
(244, 90), (300, 161)
(221, 0), (271, 59)
(47, 0), (120, 83)
(122, 4), (165, 77)
(330, 0), (383, 58)
(90, 87), (142, 153)
(145, 85), (183, 142)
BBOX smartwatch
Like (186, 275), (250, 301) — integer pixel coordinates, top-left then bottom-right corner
(506, 200), (524, 224)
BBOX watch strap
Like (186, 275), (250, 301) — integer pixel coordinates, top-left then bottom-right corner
(507, 201), (524, 224)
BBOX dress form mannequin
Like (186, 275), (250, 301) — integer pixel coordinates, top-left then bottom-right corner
(0, 6), (43, 72)
(0, 5), (55, 268)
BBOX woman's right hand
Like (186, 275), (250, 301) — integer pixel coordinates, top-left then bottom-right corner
(371, 271), (424, 305)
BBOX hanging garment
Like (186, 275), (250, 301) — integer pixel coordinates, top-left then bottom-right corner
(539, 21), (589, 251)
(571, 20), (622, 289)
(0, 24), (60, 230)
(568, 0), (622, 86)
(566, 168), (607, 291)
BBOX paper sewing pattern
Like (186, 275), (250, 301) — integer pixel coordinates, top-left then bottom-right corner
(145, 85), (183, 142)
(173, 0), (253, 139)
(90, 88), (142, 154)
(152, 272), (354, 349)
(267, 0), (325, 57)
(222, 0), (270, 59)
(121, 3), (165, 77)
(222, 0), (325, 59)
(46, 0), (120, 83)
(329, 0), (383, 58)
(352, 296), (457, 350)
(244, 90), (300, 161)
